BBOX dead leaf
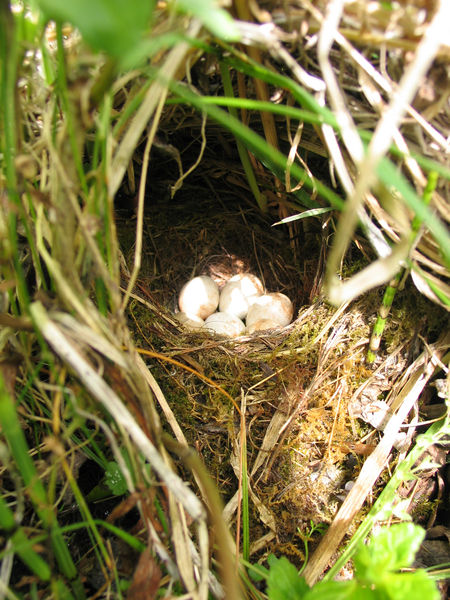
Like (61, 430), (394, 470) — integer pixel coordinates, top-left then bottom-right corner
(127, 548), (161, 600)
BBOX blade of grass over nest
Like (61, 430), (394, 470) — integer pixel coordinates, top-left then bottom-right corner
(190, 96), (336, 127)
(367, 171), (440, 363)
(169, 80), (343, 211)
(219, 63), (265, 211)
(220, 51), (338, 128)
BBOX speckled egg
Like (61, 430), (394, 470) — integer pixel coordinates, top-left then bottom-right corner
(173, 311), (205, 330)
(219, 281), (249, 319)
(178, 276), (219, 320)
(219, 273), (264, 319)
(203, 312), (246, 337)
(228, 273), (264, 301)
(246, 318), (282, 334)
(246, 292), (293, 328)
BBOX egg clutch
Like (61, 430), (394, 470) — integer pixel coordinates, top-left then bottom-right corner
(174, 274), (293, 337)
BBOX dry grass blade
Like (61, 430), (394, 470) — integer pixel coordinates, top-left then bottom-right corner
(109, 20), (202, 199)
(324, 0), (450, 305)
(29, 301), (206, 523)
(303, 330), (450, 585)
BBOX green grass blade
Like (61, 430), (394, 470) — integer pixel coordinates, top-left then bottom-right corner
(0, 494), (52, 581)
(178, 95), (333, 127)
(0, 374), (82, 591)
(10, 529), (52, 581)
(0, 375), (54, 527)
(169, 80), (344, 211)
(377, 160), (450, 268)
(50, 578), (75, 600)
(366, 272), (402, 364)
(219, 63), (265, 211)
(222, 52), (338, 126)
(272, 207), (333, 226)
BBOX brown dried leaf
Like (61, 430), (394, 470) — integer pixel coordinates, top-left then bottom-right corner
(127, 548), (161, 600)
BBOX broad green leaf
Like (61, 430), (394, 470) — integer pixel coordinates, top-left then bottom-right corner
(305, 579), (373, 600)
(104, 461), (128, 496)
(173, 0), (239, 41)
(354, 523), (425, 582)
(266, 556), (309, 600)
(247, 561), (269, 582)
(35, 0), (154, 58)
(376, 571), (439, 600)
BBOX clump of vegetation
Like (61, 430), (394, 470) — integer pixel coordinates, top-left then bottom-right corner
(1, 0), (449, 599)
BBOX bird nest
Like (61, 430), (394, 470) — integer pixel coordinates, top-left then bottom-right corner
(115, 173), (446, 565)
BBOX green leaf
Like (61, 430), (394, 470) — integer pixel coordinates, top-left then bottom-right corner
(305, 579), (373, 600)
(173, 0), (239, 41)
(247, 562), (269, 582)
(104, 461), (128, 496)
(355, 523), (425, 580)
(266, 556), (309, 600)
(35, 0), (154, 58)
(376, 571), (439, 600)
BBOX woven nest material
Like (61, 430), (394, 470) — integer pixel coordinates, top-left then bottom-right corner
(116, 183), (445, 564)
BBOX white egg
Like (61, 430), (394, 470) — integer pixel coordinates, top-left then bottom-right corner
(246, 292), (293, 328)
(203, 312), (246, 337)
(228, 273), (264, 300)
(219, 282), (249, 319)
(247, 318), (282, 334)
(173, 312), (205, 330)
(178, 276), (219, 320)
(219, 273), (264, 319)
